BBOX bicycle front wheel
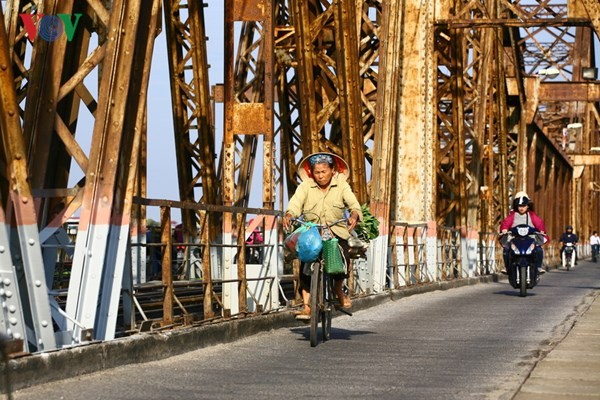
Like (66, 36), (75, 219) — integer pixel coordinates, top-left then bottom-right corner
(310, 261), (321, 347)
(321, 274), (332, 341)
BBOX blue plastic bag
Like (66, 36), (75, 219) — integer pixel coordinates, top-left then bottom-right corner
(296, 225), (323, 262)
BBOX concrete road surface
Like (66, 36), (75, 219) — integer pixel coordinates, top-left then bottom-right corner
(11, 262), (600, 400)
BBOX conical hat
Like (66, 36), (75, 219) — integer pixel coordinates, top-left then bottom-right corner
(297, 152), (350, 182)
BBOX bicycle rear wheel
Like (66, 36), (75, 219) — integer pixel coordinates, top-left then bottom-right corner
(310, 262), (321, 347)
(321, 273), (332, 341)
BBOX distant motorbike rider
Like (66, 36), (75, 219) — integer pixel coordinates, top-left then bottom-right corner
(500, 192), (549, 279)
(559, 225), (579, 265)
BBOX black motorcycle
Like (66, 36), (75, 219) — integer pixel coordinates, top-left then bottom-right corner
(500, 224), (546, 297)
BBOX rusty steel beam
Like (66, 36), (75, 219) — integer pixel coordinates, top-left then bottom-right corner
(571, 155), (600, 165)
(224, 0), (275, 315)
(535, 82), (600, 101)
(21, 0), (96, 240)
(368, 0), (401, 290)
(64, 0), (152, 343)
(332, 1), (366, 203)
(274, 1), (303, 201)
(580, 0), (600, 40)
(160, 207), (174, 325)
(0, 0), (599, 351)
(0, 6), (56, 351)
(163, 0), (219, 246)
(3, 0), (37, 111)
(290, 0), (368, 203)
(432, 0), (600, 239)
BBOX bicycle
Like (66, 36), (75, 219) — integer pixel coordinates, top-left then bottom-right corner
(285, 217), (353, 347)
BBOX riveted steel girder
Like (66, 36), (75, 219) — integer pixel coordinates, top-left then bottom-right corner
(432, 0), (600, 240)
(290, 0), (367, 203)
(223, 0), (275, 315)
(163, 0), (220, 245)
(3, 0), (600, 351)
(0, 6), (55, 352)
(65, 0), (153, 342)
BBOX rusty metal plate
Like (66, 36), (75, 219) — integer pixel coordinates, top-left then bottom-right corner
(213, 84), (225, 103)
(232, 103), (268, 135)
(572, 155), (600, 165)
(538, 82), (600, 101)
(233, 0), (265, 22)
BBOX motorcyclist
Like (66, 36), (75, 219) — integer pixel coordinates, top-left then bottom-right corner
(499, 192), (549, 281)
(559, 225), (579, 265)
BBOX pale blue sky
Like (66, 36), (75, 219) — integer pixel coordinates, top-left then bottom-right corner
(146, 3), (225, 222)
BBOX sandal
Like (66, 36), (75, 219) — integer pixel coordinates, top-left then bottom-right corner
(296, 313), (310, 321)
(294, 308), (311, 320)
(338, 295), (352, 309)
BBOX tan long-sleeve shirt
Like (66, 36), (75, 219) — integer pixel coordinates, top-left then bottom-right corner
(285, 174), (362, 240)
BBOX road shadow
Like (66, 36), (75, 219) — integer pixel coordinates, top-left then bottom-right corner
(494, 290), (539, 297)
(289, 325), (375, 342)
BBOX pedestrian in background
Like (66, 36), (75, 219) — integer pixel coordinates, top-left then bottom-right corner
(591, 231), (600, 263)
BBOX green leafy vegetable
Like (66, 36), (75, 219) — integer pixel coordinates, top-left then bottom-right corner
(355, 204), (379, 241)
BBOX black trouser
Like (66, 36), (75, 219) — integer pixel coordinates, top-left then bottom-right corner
(592, 245), (599, 262)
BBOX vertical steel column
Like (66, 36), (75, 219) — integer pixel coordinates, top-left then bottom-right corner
(224, 0), (274, 315)
(369, 0), (400, 291)
(333, 1), (366, 202)
(65, 0), (144, 342)
(392, 0), (436, 275)
(290, 0), (367, 200)
(163, 0), (220, 244)
(290, 0), (320, 155)
(160, 207), (173, 325)
(274, 1), (303, 199)
(223, 0), (237, 315)
(0, 198), (27, 349)
(200, 211), (214, 319)
(96, 0), (161, 340)
(0, 8), (55, 351)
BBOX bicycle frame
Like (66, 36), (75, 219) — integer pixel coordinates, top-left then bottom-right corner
(288, 216), (350, 347)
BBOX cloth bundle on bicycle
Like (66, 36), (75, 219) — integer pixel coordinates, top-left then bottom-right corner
(296, 224), (323, 262)
(323, 238), (345, 274)
(283, 227), (303, 256)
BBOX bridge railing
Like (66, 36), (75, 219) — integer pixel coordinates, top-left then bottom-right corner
(54, 198), (521, 340)
(437, 226), (462, 280)
(387, 222), (430, 288)
(477, 232), (502, 276)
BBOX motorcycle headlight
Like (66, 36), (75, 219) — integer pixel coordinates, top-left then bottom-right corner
(525, 242), (536, 255)
(511, 242), (520, 254)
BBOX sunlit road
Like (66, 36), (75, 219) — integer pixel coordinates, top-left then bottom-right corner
(13, 262), (600, 400)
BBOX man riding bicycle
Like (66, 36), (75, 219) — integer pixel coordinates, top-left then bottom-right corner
(282, 153), (362, 320)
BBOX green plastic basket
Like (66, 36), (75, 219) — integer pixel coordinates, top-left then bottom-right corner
(323, 238), (345, 274)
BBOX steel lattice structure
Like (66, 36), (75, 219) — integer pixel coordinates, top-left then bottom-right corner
(1, 0), (600, 354)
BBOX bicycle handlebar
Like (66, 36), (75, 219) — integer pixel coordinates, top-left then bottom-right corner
(289, 217), (348, 229)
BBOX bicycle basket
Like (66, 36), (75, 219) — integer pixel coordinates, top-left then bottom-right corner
(322, 238), (345, 274)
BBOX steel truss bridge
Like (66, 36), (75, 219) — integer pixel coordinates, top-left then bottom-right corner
(1, 0), (600, 354)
